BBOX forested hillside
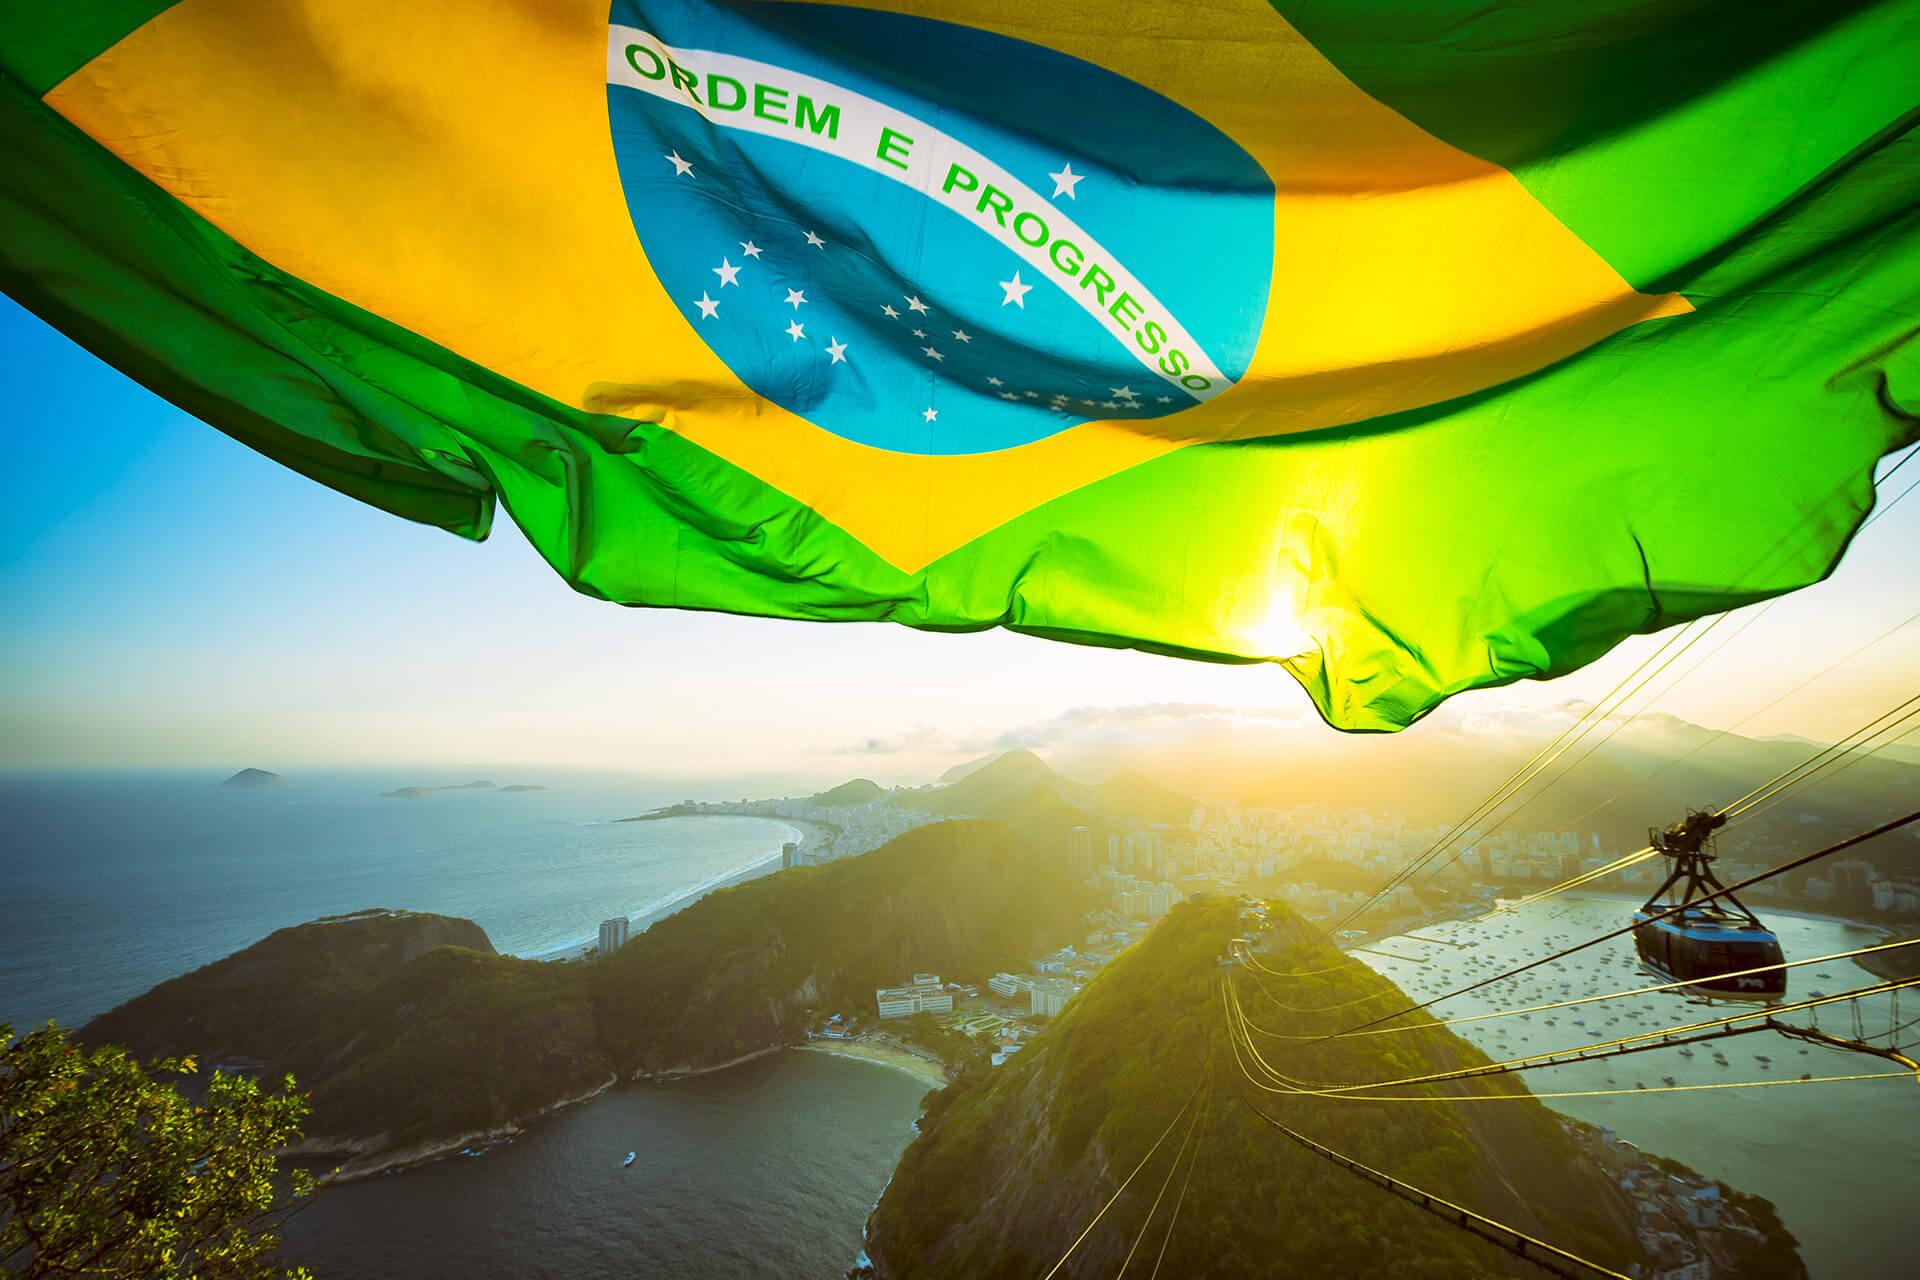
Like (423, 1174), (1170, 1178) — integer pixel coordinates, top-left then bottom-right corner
(868, 898), (1801, 1280)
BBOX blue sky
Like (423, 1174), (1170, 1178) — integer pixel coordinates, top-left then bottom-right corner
(2, 293), (1915, 784)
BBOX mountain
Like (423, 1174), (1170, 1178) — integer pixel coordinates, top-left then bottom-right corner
(913, 749), (1089, 816)
(82, 820), (1095, 1177)
(1092, 769), (1198, 826)
(811, 777), (885, 807)
(937, 752), (1009, 785)
(1045, 709), (1920, 878)
(82, 910), (610, 1168)
(591, 819), (1095, 1071)
(866, 898), (1803, 1280)
(84, 909), (497, 1063)
(219, 767), (288, 789)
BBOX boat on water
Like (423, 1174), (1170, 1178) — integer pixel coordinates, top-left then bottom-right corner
(623, 1151), (636, 1168)
(1678, 1047), (1694, 1057)
(1662, 1076), (1677, 1087)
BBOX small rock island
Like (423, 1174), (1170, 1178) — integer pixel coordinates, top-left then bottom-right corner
(219, 768), (289, 789)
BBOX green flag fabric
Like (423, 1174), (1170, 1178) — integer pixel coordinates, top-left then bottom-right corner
(2, 0), (1915, 730)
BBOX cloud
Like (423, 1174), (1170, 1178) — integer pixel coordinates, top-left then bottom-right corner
(835, 701), (1315, 758)
(837, 724), (1000, 756)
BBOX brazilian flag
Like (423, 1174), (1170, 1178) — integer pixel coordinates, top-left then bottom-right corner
(3, 1), (1916, 730)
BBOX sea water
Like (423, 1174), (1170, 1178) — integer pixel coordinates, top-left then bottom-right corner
(0, 769), (795, 1029)
(278, 1051), (928, 1280)
(1, 769), (931, 1280)
(1360, 898), (1919, 1280)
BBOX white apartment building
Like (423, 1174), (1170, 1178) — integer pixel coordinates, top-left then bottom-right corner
(876, 972), (955, 1019)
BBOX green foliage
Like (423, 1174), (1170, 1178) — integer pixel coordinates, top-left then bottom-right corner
(591, 819), (1096, 1072)
(0, 1022), (314, 1280)
(1715, 1182), (1803, 1280)
(78, 819), (1090, 1156)
(286, 949), (608, 1147)
(869, 899), (1648, 1280)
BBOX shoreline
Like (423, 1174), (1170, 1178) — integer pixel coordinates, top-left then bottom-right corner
(304, 1047), (798, 1184)
(800, 1040), (948, 1089)
(518, 816), (810, 961)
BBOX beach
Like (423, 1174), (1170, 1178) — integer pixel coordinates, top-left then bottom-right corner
(801, 1039), (948, 1089)
(518, 818), (808, 961)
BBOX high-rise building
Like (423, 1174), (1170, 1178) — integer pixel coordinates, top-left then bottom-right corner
(781, 841), (802, 869)
(1068, 826), (1093, 880)
(1830, 859), (1876, 911)
(598, 916), (631, 956)
(1107, 833), (1121, 866)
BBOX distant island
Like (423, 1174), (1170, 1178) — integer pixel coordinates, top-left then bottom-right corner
(379, 780), (545, 798)
(219, 768), (289, 789)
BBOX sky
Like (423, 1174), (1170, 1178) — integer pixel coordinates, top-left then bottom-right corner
(2, 293), (1916, 787)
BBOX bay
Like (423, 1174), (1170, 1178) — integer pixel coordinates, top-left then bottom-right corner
(1361, 897), (1918, 1280)
(278, 1051), (928, 1280)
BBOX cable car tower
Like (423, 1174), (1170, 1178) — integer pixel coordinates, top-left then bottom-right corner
(1632, 809), (1786, 1001)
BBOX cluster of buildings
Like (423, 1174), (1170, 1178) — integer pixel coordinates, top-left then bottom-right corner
(1773, 856), (1920, 915)
(665, 791), (945, 864)
(1582, 1126), (1778, 1279)
(1068, 808), (1601, 925)
(874, 973), (956, 1020)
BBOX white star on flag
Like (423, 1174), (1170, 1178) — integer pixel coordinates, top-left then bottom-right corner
(694, 292), (719, 319)
(999, 392), (1021, 401)
(952, 330), (972, 343)
(999, 271), (1032, 308)
(922, 407), (938, 422)
(1048, 162), (1083, 199)
(804, 230), (827, 248)
(713, 259), (740, 286)
(786, 320), (806, 341)
(826, 338), (848, 364)
(905, 295), (930, 314)
(785, 289), (807, 309)
(666, 150), (694, 177)
(987, 376), (1004, 386)
(911, 328), (926, 338)
(739, 241), (763, 259)
(922, 346), (944, 362)
(881, 304), (900, 319)
(1110, 386), (1137, 401)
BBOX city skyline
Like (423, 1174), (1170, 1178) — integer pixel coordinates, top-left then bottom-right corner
(4, 295), (1916, 779)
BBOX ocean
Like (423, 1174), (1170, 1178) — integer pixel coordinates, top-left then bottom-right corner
(0, 769), (931, 1280)
(0, 769), (800, 1029)
(1360, 898), (1919, 1280)
(7, 775), (1911, 1277)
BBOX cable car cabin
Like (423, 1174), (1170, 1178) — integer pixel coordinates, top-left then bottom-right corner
(1632, 905), (1786, 1001)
